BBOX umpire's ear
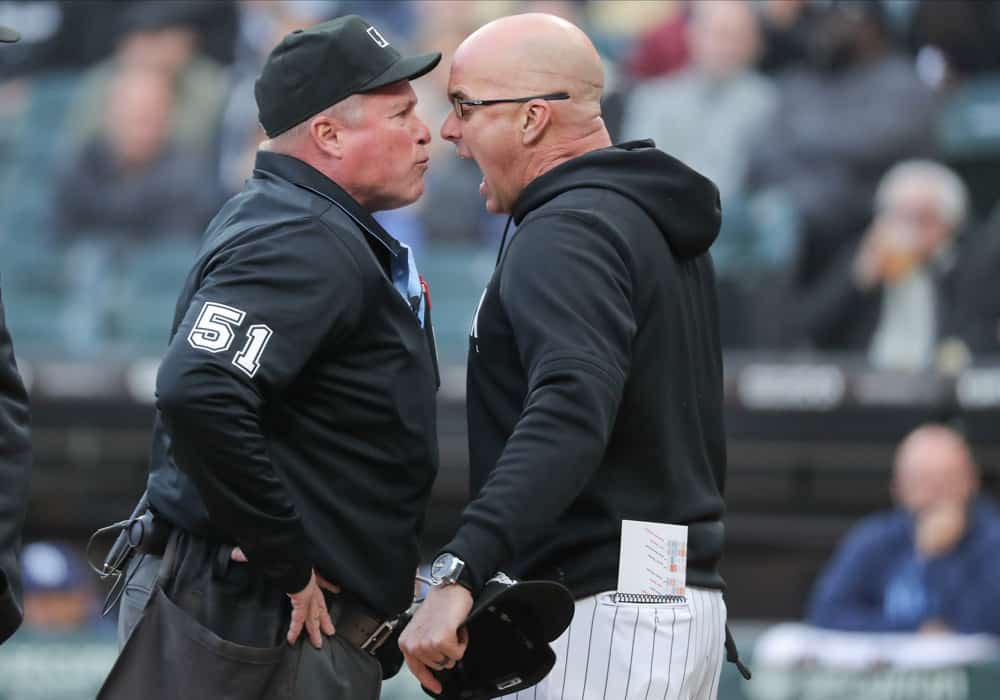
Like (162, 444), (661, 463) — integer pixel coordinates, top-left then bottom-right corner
(310, 106), (358, 160)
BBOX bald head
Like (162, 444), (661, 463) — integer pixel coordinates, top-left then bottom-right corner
(453, 13), (605, 106)
(441, 12), (612, 214)
(893, 425), (978, 513)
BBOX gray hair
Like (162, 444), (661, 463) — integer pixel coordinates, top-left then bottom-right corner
(267, 94), (366, 149)
(875, 160), (969, 228)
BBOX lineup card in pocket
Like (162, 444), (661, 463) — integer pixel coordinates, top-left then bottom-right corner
(617, 520), (688, 596)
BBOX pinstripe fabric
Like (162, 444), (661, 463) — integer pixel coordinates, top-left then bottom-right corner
(502, 587), (725, 700)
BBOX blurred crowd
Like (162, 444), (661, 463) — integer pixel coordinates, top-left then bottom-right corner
(0, 0), (999, 367)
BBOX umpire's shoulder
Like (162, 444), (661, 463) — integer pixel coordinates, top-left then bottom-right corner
(216, 174), (370, 262)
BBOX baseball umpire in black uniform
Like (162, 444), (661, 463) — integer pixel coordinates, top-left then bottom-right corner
(101, 16), (441, 699)
(0, 23), (32, 648)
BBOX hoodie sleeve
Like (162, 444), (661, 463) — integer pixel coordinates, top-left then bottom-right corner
(442, 212), (636, 591)
(156, 219), (365, 593)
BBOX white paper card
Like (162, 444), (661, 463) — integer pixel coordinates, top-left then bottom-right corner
(617, 520), (688, 596)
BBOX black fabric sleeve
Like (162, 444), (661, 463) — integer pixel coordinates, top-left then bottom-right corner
(443, 213), (636, 591)
(155, 219), (365, 593)
(0, 289), (31, 644)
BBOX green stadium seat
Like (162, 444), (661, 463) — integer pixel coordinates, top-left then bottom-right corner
(418, 244), (494, 366)
(937, 73), (1000, 219)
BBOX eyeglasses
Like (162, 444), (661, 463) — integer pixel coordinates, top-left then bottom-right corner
(451, 91), (571, 119)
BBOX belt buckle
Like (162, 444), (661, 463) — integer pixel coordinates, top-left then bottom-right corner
(361, 618), (397, 654)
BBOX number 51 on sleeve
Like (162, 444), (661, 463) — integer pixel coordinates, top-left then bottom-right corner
(187, 302), (273, 378)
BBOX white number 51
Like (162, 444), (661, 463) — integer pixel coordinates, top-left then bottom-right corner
(187, 302), (273, 378)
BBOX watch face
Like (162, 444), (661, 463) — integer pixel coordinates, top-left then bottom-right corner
(432, 555), (452, 580)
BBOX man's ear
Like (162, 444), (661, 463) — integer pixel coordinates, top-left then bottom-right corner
(312, 115), (347, 158)
(521, 101), (552, 146)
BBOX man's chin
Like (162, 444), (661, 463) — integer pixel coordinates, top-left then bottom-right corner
(374, 187), (424, 212)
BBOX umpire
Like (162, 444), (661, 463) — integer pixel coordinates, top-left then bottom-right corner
(103, 16), (441, 699)
(0, 23), (32, 647)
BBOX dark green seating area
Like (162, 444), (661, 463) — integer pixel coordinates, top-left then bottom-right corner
(3, 71), (1000, 362)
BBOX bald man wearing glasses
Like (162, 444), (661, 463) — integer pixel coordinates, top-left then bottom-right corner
(400, 12), (745, 700)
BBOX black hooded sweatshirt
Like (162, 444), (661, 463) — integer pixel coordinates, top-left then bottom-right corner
(441, 140), (727, 598)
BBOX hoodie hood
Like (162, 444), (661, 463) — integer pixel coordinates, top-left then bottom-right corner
(511, 140), (721, 259)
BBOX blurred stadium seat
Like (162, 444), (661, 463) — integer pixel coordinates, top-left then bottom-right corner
(117, 237), (199, 353)
(937, 73), (1000, 220)
(418, 244), (494, 366)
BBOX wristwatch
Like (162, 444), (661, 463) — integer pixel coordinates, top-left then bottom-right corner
(430, 552), (466, 586)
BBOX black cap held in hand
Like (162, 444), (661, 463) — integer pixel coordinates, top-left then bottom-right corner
(426, 573), (575, 700)
(255, 14), (441, 138)
(0, 25), (20, 43)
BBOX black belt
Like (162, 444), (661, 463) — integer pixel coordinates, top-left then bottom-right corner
(329, 595), (397, 655)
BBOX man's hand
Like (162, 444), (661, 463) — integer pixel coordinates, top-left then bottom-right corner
(915, 502), (967, 557)
(853, 217), (923, 289)
(919, 619), (953, 635)
(399, 583), (473, 694)
(230, 547), (340, 649)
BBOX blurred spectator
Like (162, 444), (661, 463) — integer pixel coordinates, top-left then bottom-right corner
(808, 425), (1000, 635)
(54, 66), (220, 240)
(19, 542), (94, 632)
(65, 1), (228, 155)
(0, 0), (115, 77)
(753, 0), (820, 75)
(620, 2), (689, 80)
(0, 1), (235, 78)
(621, 0), (775, 202)
(907, 0), (1000, 87)
(792, 160), (987, 370)
(0, 541), (116, 700)
(53, 65), (220, 353)
(746, 1), (937, 290)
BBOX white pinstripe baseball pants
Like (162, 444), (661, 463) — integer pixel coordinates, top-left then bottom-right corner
(503, 587), (726, 700)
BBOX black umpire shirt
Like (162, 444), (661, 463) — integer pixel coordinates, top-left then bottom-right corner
(147, 151), (439, 618)
(0, 288), (31, 644)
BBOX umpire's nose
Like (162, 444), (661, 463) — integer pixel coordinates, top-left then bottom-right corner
(414, 114), (431, 146)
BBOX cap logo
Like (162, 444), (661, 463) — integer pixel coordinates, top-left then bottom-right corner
(367, 26), (389, 48)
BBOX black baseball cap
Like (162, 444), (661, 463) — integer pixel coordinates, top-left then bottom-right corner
(255, 14), (441, 138)
(0, 25), (20, 43)
(426, 574), (575, 699)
